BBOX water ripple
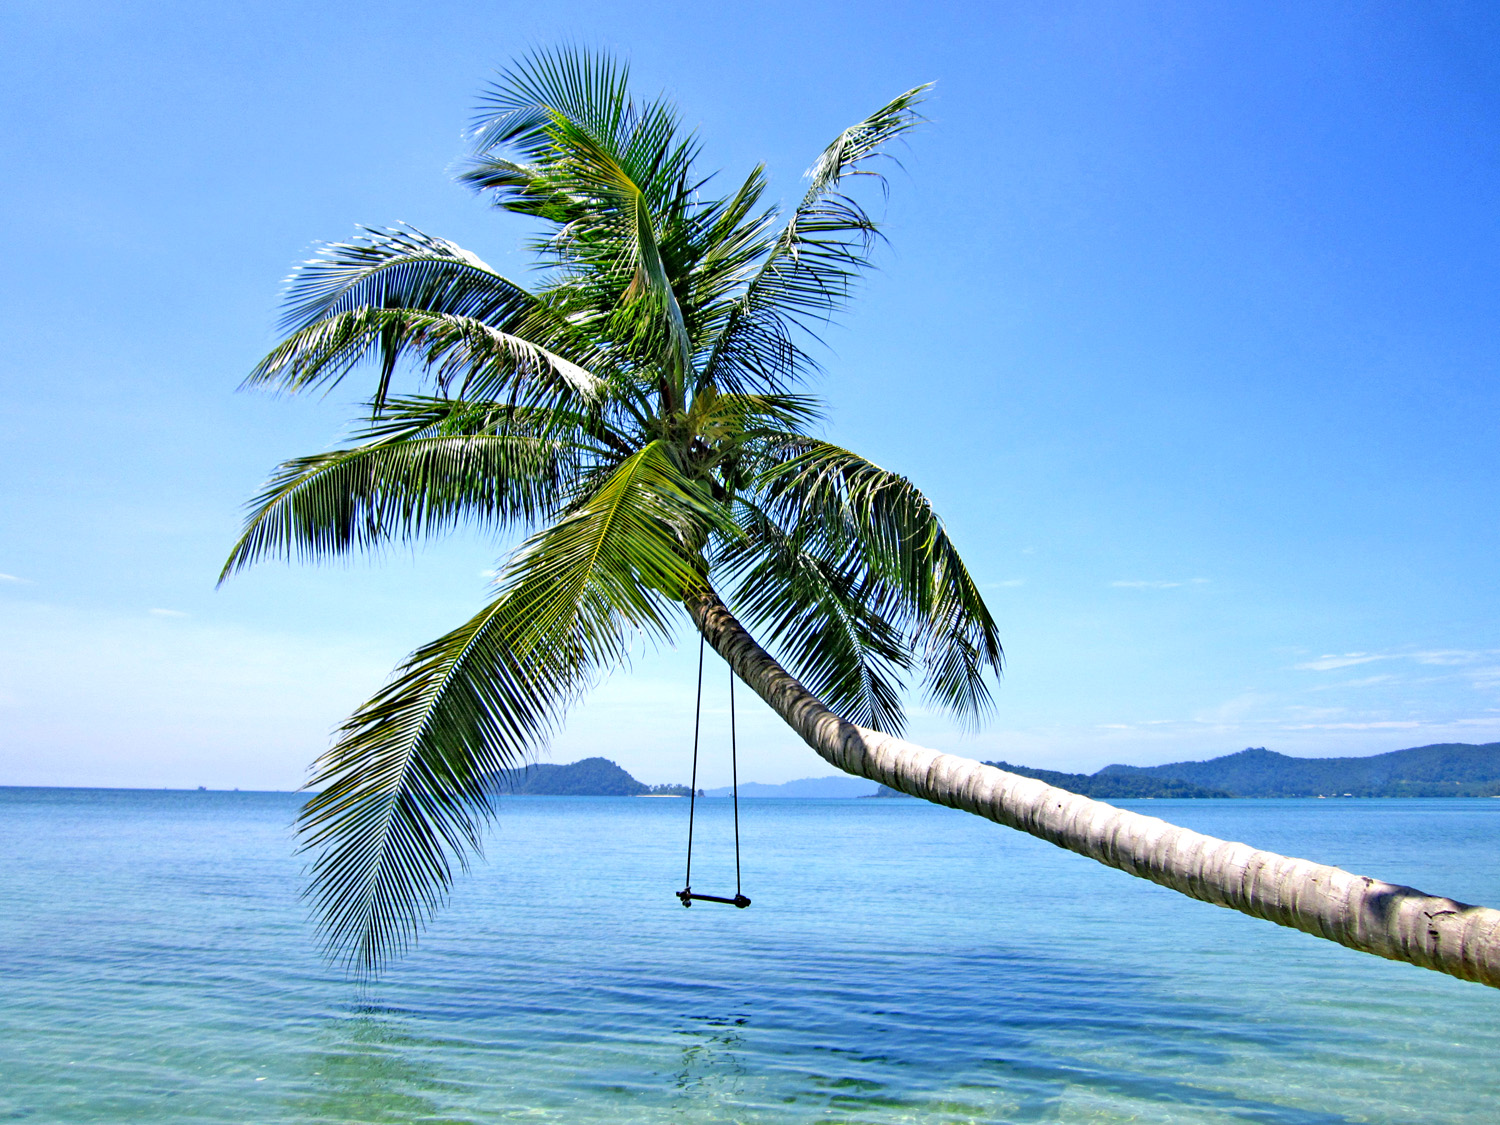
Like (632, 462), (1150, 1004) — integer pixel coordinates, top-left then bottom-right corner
(2, 789), (1499, 1123)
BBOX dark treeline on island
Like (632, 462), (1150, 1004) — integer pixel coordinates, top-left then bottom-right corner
(888, 743), (1500, 799)
(982, 764), (1231, 799)
(1096, 743), (1500, 798)
(499, 743), (1500, 799)
(502, 757), (692, 797)
(868, 767), (1227, 799)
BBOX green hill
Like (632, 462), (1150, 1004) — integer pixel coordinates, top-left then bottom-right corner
(1097, 742), (1500, 797)
(502, 744), (1500, 800)
(504, 757), (690, 797)
(868, 766), (1227, 799)
(907, 743), (1500, 799)
(983, 762), (1231, 799)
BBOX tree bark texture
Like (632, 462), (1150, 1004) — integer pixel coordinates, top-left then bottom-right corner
(688, 590), (1500, 990)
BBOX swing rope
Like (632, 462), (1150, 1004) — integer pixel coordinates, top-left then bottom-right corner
(677, 635), (751, 909)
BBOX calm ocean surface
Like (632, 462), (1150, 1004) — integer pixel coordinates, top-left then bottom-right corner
(3, 788), (1499, 1123)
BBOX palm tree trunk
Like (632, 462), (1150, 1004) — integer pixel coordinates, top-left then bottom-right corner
(688, 588), (1500, 989)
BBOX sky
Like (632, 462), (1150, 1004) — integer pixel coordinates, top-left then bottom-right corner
(2, 0), (1499, 790)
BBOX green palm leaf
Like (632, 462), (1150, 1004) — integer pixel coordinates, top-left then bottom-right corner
(461, 49), (704, 396)
(250, 305), (606, 411)
(221, 398), (592, 578)
(249, 227), (595, 407)
(717, 502), (911, 732)
(699, 86), (930, 395)
(300, 588), (606, 975)
(540, 114), (694, 388)
(757, 439), (1002, 725)
(298, 440), (727, 973)
(505, 440), (728, 636)
(466, 48), (634, 172)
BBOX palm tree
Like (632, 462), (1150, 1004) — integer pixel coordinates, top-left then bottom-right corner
(226, 48), (1500, 987)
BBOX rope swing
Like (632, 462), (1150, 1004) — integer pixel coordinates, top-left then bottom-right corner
(677, 635), (751, 909)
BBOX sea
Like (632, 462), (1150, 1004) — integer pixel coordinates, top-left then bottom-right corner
(2, 788), (1498, 1124)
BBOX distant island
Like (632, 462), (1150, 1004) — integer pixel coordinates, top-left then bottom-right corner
(503, 757), (691, 797)
(986, 764), (1230, 799)
(911, 743), (1500, 799)
(867, 742), (1500, 799)
(1093, 743), (1500, 798)
(867, 767), (1226, 799)
(703, 776), (878, 798)
(500, 743), (1500, 799)
(499, 759), (883, 798)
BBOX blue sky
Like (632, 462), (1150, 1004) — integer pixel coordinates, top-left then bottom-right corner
(3, 0), (1499, 789)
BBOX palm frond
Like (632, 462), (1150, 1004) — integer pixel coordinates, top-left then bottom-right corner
(699, 86), (930, 395)
(248, 228), (596, 407)
(756, 438), (1002, 726)
(275, 226), (537, 335)
(465, 48), (701, 219)
(299, 440), (728, 973)
(249, 305), (606, 409)
(300, 586), (613, 976)
(467, 47), (633, 164)
(221, 398), (590, 579)
(538, 114), (694, 385)
(716, 501), (911, 732)
(509, 440), (733, 627)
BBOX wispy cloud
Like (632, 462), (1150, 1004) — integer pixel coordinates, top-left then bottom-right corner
(1471, 666), (1500, 689)
(0, 573), (30, 584)
(149, 608), (188, 618)
(1193, 692), (1264, 724)
(1296, 649), (1500, 675)
(1284, 704), (1349, 721)
(1111, 578), (1209, 589)
(1333, 674), (1396, 689)
(1295, 652), (1390, 672)
(1284, 720), (1423, 730)
(1413, 650), (1491, 666)
(986, 578), (1026, 588)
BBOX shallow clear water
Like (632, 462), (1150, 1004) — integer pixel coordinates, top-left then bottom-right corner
(2, 788), (1498, 1123)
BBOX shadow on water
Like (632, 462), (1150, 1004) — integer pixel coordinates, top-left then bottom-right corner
(671, 1012), (751, 1100)
(975, 1059), (1359, 1125)
(282, 1013), (478, 1125)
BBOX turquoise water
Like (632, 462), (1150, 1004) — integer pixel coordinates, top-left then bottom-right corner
(2, 789), (1499, 1123)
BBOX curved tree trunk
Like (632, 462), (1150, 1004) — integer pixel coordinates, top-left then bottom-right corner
(687, 589), (1500, 990)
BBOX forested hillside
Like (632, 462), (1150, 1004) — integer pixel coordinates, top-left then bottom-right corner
(983, 762), (1231, 799)
(1098, 743), (1500, 797)
(503, 758), (690, 797)
(501, 745), (1500, 800)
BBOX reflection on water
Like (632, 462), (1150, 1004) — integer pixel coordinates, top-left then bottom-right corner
(288, 1016), (471, 1125)
(1, 788), (1498, 1122)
